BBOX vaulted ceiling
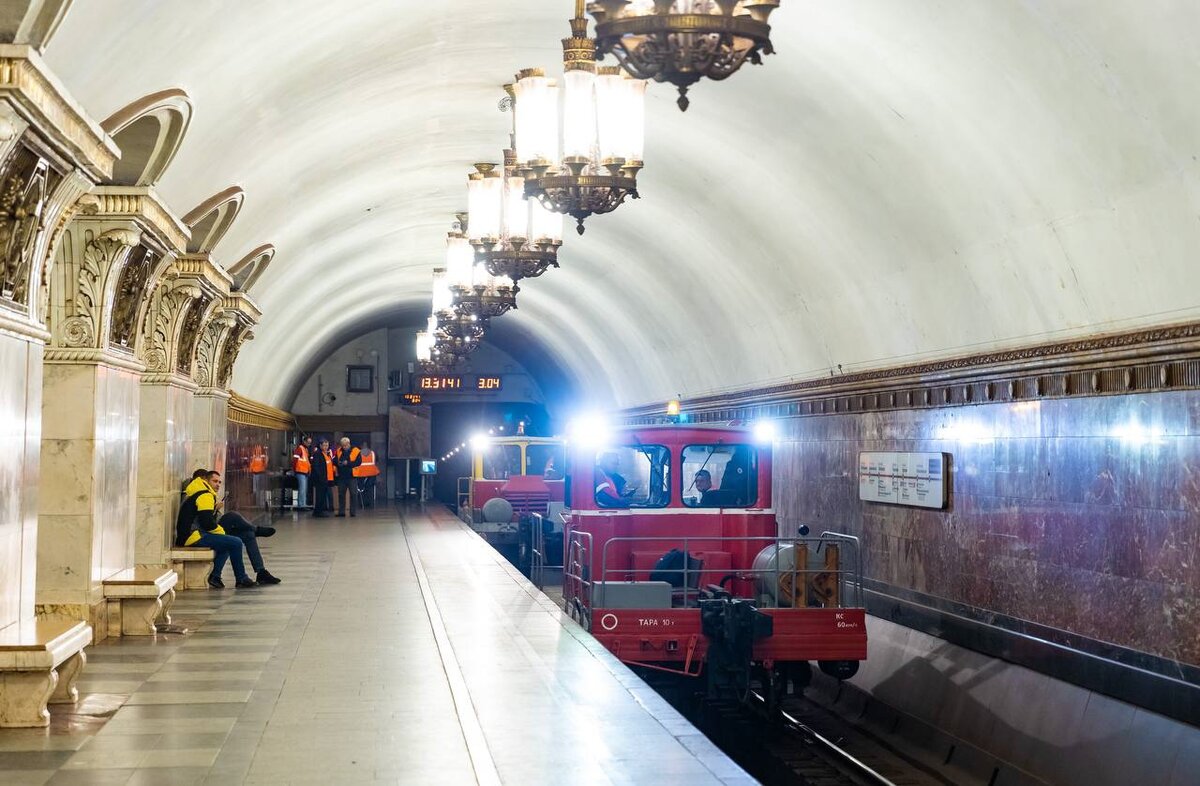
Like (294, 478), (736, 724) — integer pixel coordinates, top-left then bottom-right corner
(43, 1), (1200, 410)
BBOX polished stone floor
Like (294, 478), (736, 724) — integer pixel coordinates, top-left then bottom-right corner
(0, 505), (750, 785)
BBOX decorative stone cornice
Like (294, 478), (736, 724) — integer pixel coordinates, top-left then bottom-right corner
(83, 186), (190, 255)
(622, 319), (1200, 424)
(228, 390), (294, 431)
(0, 45), (117, 180)
(224, 290), (261, 324)
(44, 345), (145, 373)
(173, 253), (233, 292)
(139, 370), (199, 392)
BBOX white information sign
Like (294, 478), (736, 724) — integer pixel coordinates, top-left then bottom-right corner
(858, 451), (948, 509)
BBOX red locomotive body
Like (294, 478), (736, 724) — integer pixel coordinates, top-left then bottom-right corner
(563, 423), (866, 702)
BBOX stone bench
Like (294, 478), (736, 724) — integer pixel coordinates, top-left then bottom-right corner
(103, 568), (178, 636)
(170, 547), (215, 590)
(0, 618), (92, 727)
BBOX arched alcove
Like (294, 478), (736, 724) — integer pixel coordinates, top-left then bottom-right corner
(182, 186), (245, 255)
(101, 88), (193, 187)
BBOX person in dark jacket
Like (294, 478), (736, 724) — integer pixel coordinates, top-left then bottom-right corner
(176, 469), (256, 589)
(310, 438), (335, 518)
(203, 471), (281, 585)
(334, 437), (362, 517)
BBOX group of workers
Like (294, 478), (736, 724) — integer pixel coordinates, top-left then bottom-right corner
(290, 436), (381, 518)
(175, 468), (283, 588)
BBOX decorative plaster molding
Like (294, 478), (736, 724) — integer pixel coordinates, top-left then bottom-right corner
(228, 390), (295, 431)
(87, 186), (189, 254)
(216, 325), (252, 389)
(623, 321), (1200, 424)
(0, 45), (117, 179)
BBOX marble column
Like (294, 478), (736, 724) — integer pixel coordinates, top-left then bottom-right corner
(192, 389), (231, 476)
(0, 325), (44, 632)
(134, 380), (194, 567)
(36, 356), (142, 630)
(0, 47), (116, 634)
(132, 255), (231, 565)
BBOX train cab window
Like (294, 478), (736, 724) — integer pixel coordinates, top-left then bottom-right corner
(594, 446), (669, 508)
(681, 444), (757, 508)
(482, 444), (521, 480)
(527, 444), (565, 480)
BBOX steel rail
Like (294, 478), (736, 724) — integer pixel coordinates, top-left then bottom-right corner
(748, 691), (898, 786)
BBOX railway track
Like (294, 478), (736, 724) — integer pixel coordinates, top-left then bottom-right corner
(689, 690), (950, 786)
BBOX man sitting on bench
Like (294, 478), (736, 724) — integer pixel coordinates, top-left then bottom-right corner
(175, 469), (281, 587)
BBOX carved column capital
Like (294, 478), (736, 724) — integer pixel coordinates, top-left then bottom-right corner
(46, 222), (141, 351)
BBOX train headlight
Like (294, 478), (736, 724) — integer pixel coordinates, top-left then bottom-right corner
(469, 433), (490, 451)
(753, 420), (778, 444)
(566, 414), (611, 448)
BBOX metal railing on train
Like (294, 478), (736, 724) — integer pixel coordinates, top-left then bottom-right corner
(563, 532), (863, 621)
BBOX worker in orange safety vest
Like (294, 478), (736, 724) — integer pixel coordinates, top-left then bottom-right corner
(353, 440), (381, 509)
(334, 437), (362, 517)
(291, 435), (312, 509)
(310, 438), (335, 518)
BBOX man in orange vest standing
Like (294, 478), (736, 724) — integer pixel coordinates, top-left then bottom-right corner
(311, 438), (335, 518)
(353, 440), (381, 509)
(291, 435), (312, 509)
(334, 437), (362, 517)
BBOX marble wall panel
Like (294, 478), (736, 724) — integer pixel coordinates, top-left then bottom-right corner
(774, 390), (1200, 667)
(134, 383), (192, 565)
(192, 393), (229, 476)
(19, 342), (42, 623)
(37, 362), (141, 606)
(0, 332), (41, 630)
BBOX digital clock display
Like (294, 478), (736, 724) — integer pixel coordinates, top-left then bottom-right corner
(417, 375), (463, 390)
(402, 393), (423, 405)
(475, 376), (503, 391)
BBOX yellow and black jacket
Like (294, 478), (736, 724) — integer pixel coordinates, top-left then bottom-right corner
(174, 477), (226, 547)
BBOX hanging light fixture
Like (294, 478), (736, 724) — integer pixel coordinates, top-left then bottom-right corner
(588, 0), (780, 111)
(515, 0), (647, 235)
(468, 152), (563, 290)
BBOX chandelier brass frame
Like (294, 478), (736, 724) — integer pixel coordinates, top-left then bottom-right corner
(515, 4), (646, 234)
(589, 1), (779, 111)
(470, 158), (562, 291)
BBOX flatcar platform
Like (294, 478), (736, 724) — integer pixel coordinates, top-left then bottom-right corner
(5, 505), (750, 785)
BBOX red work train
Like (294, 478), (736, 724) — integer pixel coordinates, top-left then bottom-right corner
(561, 423), (866, 706)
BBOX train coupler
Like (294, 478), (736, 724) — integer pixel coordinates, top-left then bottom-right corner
(699, 596), (773, 701)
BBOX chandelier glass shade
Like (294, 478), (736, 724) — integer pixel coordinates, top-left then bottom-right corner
(588, 0), (779, 111)
(444, 232), (517, 320)
(468, 157), (563, 289)
(513, 4), (647, 234)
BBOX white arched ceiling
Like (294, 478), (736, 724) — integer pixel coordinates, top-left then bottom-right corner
(42, 1), (1200, 409)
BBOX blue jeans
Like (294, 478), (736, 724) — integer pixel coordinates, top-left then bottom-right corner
(219, 513), (265, 574)
(295, 472), (308, 508)
(194, 531), (249, 582)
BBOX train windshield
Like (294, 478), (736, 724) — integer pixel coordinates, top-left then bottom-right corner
(594, 446), (670, 508)
(481, 444), (521, 480)
(681, 444), (757, 508)
(526, 443), (565, 480)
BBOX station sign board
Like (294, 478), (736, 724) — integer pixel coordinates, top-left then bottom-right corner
(858, 451), (948, 509)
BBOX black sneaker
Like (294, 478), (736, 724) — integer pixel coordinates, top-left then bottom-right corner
(255, 526), (277, 538)
(256, 570), (282, 585)
(235, 578), (258, 589)
(208, 575), (225, 589)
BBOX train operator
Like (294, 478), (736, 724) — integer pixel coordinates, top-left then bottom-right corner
(595, 451), (634, 508)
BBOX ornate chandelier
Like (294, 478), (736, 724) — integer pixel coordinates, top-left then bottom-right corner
(514, 1), (647, 234)
(588, 0), (780, 111)
(467, 156), (563, 291)
(444, 227), (518, 319)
